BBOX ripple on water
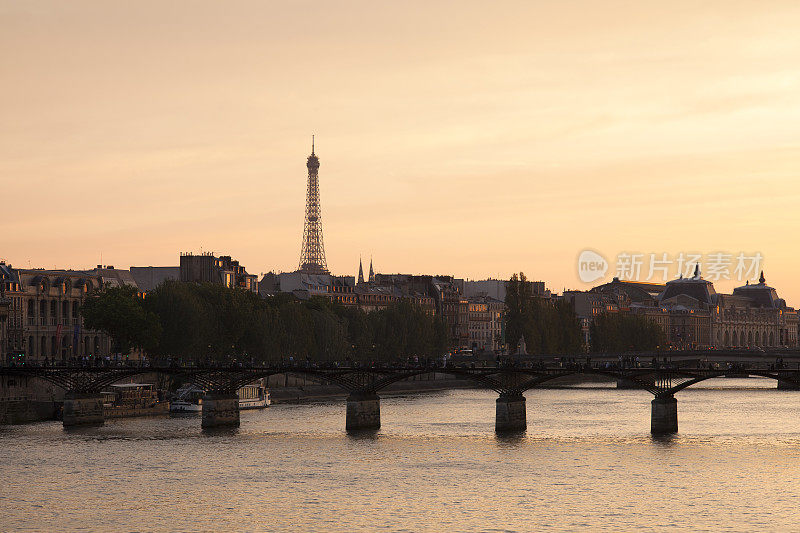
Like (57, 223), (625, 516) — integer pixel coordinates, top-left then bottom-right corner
(3, 387), (800, 532)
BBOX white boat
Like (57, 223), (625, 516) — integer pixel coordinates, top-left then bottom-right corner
(238, 379), (270, 409)
(170, 384), (203, 412)
(170, 380), (270, 413)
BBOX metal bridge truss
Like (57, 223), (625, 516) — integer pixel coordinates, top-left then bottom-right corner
(3, 365), (800, 399)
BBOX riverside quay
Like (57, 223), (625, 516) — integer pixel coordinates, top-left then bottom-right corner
(4, 351), (800, 434)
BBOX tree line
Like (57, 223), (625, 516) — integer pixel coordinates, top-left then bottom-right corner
(504, 272), (584, 354)
(80, 281), (449, 363)
(504, 272), (664, 354)
(588, 312), (664, 353)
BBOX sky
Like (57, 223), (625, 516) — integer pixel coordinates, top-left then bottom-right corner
(2, 1), (800, 301)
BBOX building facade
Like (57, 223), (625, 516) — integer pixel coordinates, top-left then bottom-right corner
(0, 263), (24, 361)
(562, 289), (626, 349)
(260, 270), (436, 315)
(374, 274), (469, 348)
(180, 253), (258, 293)
(464, 278), (550, 302)
(467, 296), (504, 353)
(0, 265), (128, 362)
(582, 271), (798, 350)
(712, 273), (798, 348)
(130, 266), (180, 292)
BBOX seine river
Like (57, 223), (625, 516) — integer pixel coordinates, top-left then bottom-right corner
(3, 378), (800, 532)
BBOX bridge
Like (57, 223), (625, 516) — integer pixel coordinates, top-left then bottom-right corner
(3, 350), (800, 434)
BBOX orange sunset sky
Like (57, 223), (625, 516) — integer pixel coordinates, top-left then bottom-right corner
(2, 1), (800, 301)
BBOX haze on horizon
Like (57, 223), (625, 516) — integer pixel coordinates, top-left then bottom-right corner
(2, 1), (800, 301)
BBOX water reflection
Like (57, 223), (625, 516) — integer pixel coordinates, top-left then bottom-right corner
(346, 428), (380, 441)
(649, 433), (679, 446)
(4, 384), (800, 532)
(494, 431), (527, 446)
(201, 426), (240, 437)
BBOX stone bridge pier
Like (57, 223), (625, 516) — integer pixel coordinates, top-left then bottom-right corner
(346, 391), (381, 430)
(651, 395), (678, 434)
(62, 392), (105, 427)
(496, 392), (526, 432)
(777, 374), (800, 390)
(201, 392), (240, 428)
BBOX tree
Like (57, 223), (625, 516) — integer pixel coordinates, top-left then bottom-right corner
(80, 284), (161, 355)
(143, 281), (211, 360)
(504, 272), (584, 355)
(109, 279), (455, 364)
(504, 273), (531, 352)
(590, 312), (664, 353)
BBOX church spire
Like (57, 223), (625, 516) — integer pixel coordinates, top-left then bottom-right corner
(368, 257), (375, 283)
(759, 270), (766, 284)
(358, 257), (365, 285)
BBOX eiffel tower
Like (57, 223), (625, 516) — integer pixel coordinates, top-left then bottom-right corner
(298, 137), (329, 274)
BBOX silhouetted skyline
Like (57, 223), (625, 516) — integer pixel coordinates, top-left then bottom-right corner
(3, 1), (800, 301)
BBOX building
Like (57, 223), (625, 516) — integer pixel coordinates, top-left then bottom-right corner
(467, 295), (504, 353)
(261, 270), (358, 307)
(327, 276), (359, 308)
(562, 290), (627, 349)
(0, 263), (24, 362)
(464, 278), (550, 302)
(583, 269), (798, 350)
(93, 266), (138, 288)
(0, 291), (7, 358)
(714, 272), (798, 348)
(373, 274), (468, 348)
(591, 277), (665, 307)
(130, 266), (180, 292)
(179, 253), (258, 293)
(0, 265), (128, 362)
(0, 276), (10, 361)
(355, 285), (398, 313)
(260, 270), (436, 315)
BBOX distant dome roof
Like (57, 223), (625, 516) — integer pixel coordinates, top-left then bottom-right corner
(660, 275), (716, 306)
(732, 272), (781, 308)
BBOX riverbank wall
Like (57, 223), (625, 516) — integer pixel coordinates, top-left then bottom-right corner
(0, 375), (64, 425)
(104, 402), (170, 419)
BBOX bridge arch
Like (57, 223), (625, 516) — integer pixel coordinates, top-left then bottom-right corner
(661, 369), (800, 396)
(0, 367), (76, 393)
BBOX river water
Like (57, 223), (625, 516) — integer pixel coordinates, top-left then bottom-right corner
(2, 378), (800, 532)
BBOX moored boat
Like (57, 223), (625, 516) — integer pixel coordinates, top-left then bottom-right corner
(238, 379), (270, 409)
(170, 379), (270, 412)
